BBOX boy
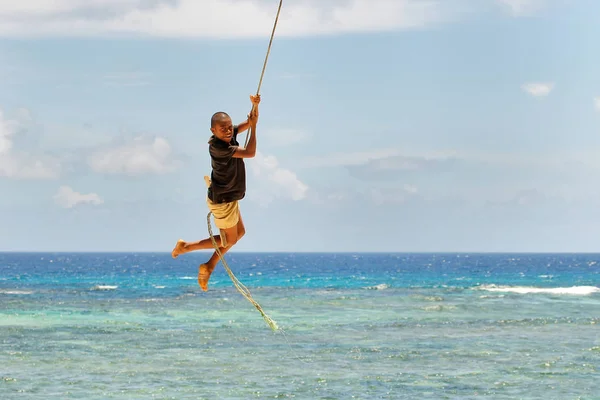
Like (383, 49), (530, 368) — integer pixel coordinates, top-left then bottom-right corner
(171, 94), (261, 291)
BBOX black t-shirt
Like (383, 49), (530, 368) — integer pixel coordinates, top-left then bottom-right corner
(207, 125), (246, 203)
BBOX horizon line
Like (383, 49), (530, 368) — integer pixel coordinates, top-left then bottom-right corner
(1, 250), (599, 255)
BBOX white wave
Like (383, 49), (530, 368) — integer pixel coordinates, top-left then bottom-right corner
(423, 305), (456, 312)
(179, 276), (195, 280)
(91, 285), (118, 291)
(476, 284), (600, 295)
(154, 285), (166, 289)
(365, 283), (389, 290)
(0, 289), (33, 295)
(479, 294), (505, 299)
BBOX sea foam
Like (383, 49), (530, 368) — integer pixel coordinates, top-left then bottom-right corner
(476, 284), (599, 295)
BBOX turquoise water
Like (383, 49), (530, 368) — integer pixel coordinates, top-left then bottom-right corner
(1, 252), (599, 399)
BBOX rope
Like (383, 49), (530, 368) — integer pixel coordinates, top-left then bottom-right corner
(206, 1), (283, 330)
(244, 0), (283, 148)
(206, 212), (279, 331)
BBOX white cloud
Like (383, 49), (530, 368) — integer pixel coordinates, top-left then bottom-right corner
(262, 128), (311, 147)
(404, 184), (418, 194)
(36, 124), (115, 152)
(299, 148), (403, 168)
(250, 151), (308, 205)
(0, 0), (461, 38)
(299, 147), (459, 169)
(496, 0), (545, 16)
(594, 97), (600, 111)
(301, 146), (586, 178)
(0, 110), (14, 154)
(87, 136), (180, 176)
(370, 184), (419, 206)
(522, 82), (554, 97)
(53, 185), (104, 208)
(0, 108), (61, 180)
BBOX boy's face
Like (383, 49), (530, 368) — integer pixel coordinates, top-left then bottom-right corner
(211, 117), (234, 142)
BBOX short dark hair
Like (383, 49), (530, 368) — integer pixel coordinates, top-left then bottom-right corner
(211, 112), (230, 128)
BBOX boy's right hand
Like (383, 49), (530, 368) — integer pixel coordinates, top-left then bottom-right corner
(250, 94), (261, 106)
(248, 94), (260, 125)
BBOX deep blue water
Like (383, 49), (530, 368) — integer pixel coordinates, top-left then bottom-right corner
(1, 252), (599, 399)
(2, 252), (599, 291)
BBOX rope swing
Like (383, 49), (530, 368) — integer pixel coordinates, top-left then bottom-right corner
(245, 0), (283, 148)
(206, 0), (284, 331)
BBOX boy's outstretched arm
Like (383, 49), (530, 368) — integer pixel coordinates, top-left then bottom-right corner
(232, 95), (260, 159)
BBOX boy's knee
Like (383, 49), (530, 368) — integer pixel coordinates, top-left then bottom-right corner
(225, 237), (238, 248)
(222, 231), (239, 248)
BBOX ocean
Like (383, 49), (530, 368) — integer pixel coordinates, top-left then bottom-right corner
(1, 252), (599, 399)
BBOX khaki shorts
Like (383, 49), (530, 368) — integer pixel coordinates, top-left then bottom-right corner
(206, 197), (240, 230)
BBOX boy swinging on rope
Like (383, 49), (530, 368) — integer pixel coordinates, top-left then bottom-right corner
(171, 94), (261, 291)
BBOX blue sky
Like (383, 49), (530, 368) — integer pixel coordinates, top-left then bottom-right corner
(1, 0), (599, 252)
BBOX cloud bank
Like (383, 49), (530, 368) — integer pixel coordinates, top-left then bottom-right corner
(87, 136), (181, 176)
(497, 0), (545, 16)
(250, 151), (309, 205)
(0, 0), (541, 39)
(0, 108), (61, 179)
(53, 185), (104, 208)
(521, 82), (554, 97)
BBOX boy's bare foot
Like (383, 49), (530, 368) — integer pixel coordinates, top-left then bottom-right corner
(171, 239), (185, 258)
(198, 263), (215, 291)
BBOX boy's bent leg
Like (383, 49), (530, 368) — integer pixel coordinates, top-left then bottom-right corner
(172, 200), (240, 258)
(204, 215), (246, 270)
(171, 236), (224, 258)
(198, 221), (242, 291)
